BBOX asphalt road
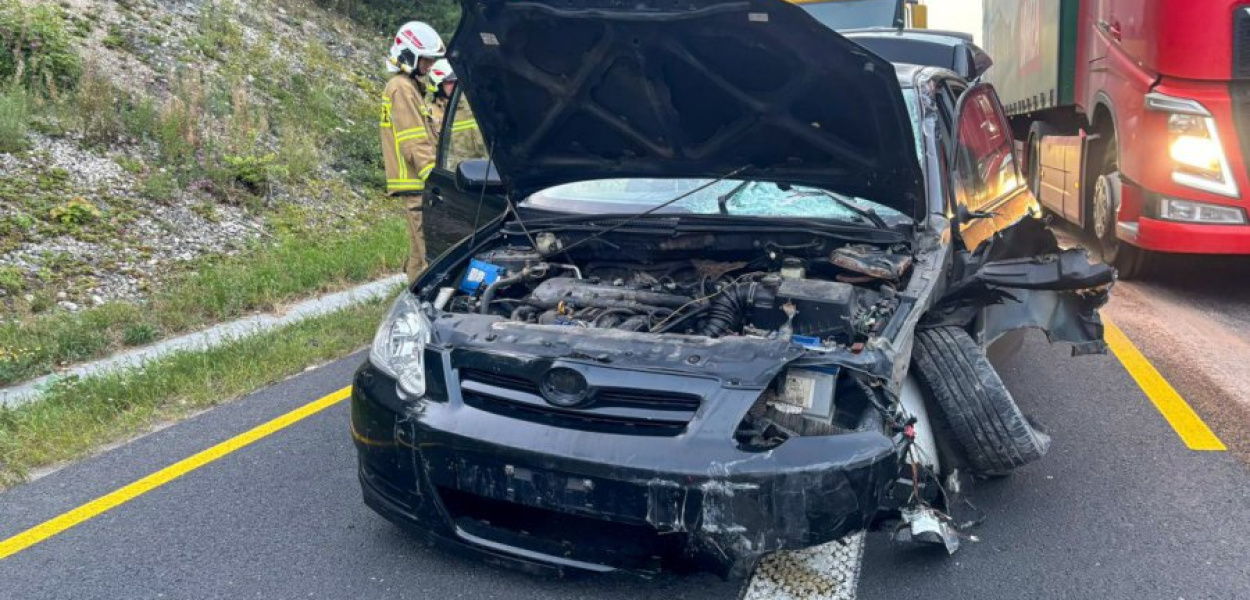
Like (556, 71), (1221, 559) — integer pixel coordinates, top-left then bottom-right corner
(3, 328), (1247, 599)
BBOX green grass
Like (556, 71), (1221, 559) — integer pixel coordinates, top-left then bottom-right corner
(0, 296), (391, 488)
(0, 86), (29, 153)
(0, 218), (407, 386)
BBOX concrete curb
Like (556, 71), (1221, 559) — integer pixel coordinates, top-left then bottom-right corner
(0, 275), (407, 409)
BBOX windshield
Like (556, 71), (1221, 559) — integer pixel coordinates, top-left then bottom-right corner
(522, 179), (908, 225)
(522, 87), (924, 224)
(797, 0), (902, 30)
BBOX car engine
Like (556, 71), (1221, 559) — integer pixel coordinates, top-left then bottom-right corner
(436, 242), (909, 349)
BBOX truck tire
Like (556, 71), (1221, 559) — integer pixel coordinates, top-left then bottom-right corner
(1025, 122), (1058, 203)
(912, 327), (1051, 477)
(1090, 139), (1152, 279)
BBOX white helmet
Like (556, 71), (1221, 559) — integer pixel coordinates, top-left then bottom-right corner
(387, 21), (444, 74)
(428, 59), (457, 86)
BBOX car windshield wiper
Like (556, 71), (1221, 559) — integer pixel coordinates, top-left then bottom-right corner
(550, 166), (750, 255)
(716, 181), (750, 215)
(786, 190), (890, 230)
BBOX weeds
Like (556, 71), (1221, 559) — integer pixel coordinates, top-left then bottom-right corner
(48, 197), (101, 226)
(0, 85), (27, 153)
(0, 265), (22, 293)
(0, 0), (81, 95)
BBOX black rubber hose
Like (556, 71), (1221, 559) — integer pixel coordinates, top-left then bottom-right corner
(479, 272), (527, 315)
(696, 280), (772, 337)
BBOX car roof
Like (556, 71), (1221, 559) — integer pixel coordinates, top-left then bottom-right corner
(844, 28), (992, 81)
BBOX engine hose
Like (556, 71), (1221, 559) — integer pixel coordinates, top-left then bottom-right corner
(651, 304), (707, 333)
(591, 308), (635, 328)
(479, 264), (548, 315)
(695, 279), (771, 337)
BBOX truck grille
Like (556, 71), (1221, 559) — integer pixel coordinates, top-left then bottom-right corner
(458, 368), (700, 436)
(1236, 7), (1250, 79)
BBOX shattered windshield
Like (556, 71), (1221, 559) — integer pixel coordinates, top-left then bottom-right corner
(522, 179), (908, 225)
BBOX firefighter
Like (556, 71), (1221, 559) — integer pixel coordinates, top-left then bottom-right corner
(380, 21), (444, 283)
(427, 59), (487, 167)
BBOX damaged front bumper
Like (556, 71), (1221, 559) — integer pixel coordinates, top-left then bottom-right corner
(351, 360), (898, 579)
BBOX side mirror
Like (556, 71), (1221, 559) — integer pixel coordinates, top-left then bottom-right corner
(456, 159), (504, 194)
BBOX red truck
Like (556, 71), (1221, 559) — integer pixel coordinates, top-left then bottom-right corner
(984, 0), (1250, 277)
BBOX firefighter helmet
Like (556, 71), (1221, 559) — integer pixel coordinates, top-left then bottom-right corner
(429, 59), (457, 86)
(387, 21), (445, 74)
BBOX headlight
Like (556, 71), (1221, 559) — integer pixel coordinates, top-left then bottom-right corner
(369, 291), (432, 396)
(1147, 92), (1239, 198)
(1156, 197), (1248, 224)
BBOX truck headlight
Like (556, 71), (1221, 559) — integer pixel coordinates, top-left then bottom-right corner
(369, 291), (432, 396)
(1147, 92), (1239, 198)
(1157, 197), (1248, 224)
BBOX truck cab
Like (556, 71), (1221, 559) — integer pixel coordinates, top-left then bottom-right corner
(986, 0), (1250, 277)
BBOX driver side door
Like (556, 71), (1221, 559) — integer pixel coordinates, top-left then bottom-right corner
(424, 86), (508, 237)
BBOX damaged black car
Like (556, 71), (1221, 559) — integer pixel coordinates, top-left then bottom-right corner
(350, 0), (1114, 580)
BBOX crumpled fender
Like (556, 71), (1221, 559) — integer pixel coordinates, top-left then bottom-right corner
(923, 217), (1114, 354)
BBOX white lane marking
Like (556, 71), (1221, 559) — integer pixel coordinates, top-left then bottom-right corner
(741, 532), (865, 600)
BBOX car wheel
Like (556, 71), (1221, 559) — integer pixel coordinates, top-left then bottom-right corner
(911, 327), (1051, 477)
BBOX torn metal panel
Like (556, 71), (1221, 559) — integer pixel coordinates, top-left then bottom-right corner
(926, 217), (1113, 353)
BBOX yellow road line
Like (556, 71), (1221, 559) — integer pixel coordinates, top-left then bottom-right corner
(1104, 319), (1225, 451)
(0, 386), (353, 561)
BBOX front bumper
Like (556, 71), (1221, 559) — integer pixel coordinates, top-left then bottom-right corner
(1119, 217), (1250, 255)
(350, 360), (898, 579)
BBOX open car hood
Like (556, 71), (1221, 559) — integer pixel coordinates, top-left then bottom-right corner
(448, 0), (925, 217)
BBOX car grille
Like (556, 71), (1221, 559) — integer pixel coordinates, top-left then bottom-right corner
(457, 368), (700, 436)
(1236, 7), (1250, 79)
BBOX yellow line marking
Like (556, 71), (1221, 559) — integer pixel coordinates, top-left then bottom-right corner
(0, 386), (353, 561)
(1104, 319), (1225, 451)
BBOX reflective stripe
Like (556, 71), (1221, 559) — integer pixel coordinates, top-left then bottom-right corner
(417, 164), (434, 181)
(395, 128), (428, 142)
(387, 179), (425, 192)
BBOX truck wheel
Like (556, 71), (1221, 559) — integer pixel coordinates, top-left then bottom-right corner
(1091, 144), (1151, 279)
(1025, 122), (1057, 202)
(912, 327), (1051, 477)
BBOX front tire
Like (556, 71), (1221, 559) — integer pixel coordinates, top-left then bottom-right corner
(912, 327), (1051, 477)
(1090, 142), (1151, 279)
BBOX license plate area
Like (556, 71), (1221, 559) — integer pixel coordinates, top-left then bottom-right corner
(422, 449), (649, 524)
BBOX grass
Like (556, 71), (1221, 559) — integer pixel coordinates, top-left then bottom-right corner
(0, 218), (408, 386)
(0, 295), (392, 488)
(0, 86), (29, 153)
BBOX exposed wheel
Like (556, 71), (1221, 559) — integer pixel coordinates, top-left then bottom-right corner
(912, 327), (1051, 477)
(1090, 140), (1151, 279)
(1025, 122), (1057, 202)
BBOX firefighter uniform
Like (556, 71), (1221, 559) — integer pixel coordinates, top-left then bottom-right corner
(380, 74), (441, 282)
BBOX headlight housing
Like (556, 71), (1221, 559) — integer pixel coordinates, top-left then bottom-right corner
(1146, 92), (1239, 198)
(369, 291), (433, 396)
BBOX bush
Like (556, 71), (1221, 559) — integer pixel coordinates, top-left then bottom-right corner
(142, 171), (180, 201)
(0, 0), (81, 96)
(0, 265), (22, 293)
(0, 85), (27, 153)
(49, 197), (102, 226)
(223, 153), (286, 191)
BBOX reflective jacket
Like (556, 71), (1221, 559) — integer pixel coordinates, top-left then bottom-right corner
(380, 75), (441, 195)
